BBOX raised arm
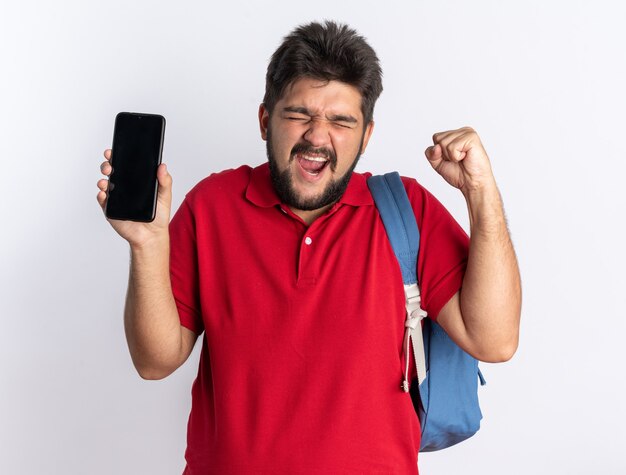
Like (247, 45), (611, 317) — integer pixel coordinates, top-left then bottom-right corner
(97, 149), (198, 379)
(425, 128), (521, 362)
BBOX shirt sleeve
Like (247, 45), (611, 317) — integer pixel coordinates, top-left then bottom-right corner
(169, 197), (205, 335)
(404, 178), (470, 321)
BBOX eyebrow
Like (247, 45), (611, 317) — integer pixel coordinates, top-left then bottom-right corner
(282, 106), (310, 115)
(282, 106), (358, 124)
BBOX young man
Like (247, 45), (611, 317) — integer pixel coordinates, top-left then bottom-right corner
(97, 21), (520, 475)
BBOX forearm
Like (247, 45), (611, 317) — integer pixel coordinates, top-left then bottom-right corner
(460, 180), (521, 361)
(124, 236), (185, 379)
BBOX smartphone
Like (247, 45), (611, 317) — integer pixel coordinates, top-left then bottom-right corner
(105, 112), (166, 222)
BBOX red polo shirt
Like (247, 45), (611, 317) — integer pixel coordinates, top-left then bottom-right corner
(169, 163), (469, 474)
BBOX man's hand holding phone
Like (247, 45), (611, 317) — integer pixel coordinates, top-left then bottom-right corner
(96, 148), (173, 249)
(97, 112), (171, 248)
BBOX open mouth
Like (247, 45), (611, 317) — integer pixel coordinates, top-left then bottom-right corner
(295, 154), (330, 176)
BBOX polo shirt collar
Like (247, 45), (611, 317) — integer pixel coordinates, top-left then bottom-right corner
(245, 162), (374, 209)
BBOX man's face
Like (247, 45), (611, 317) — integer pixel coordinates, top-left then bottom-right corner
(259, 78), (374, 213)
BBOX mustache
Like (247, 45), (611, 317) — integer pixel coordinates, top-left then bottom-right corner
(290, 143), (337, 170)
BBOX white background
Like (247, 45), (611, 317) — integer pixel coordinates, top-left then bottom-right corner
(1, 1), (624, 473)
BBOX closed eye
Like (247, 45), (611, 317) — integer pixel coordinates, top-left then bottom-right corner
(328, 114), (358, 129)
(333, 121), (355, 129)
(281, 107), (358, 129)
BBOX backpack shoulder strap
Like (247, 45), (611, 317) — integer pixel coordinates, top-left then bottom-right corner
(366, 172), (419, 285)
(367, 172), (428, 387)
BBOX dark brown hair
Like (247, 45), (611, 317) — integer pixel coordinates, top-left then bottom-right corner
(263, 21), (383, 124)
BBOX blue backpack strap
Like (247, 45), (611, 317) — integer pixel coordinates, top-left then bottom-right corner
(368, 172), (485, 452)
(366, 172), (419, 285)
(367, 173), (428, 389)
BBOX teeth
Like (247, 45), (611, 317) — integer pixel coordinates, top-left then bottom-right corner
(299, 154), (328, 162)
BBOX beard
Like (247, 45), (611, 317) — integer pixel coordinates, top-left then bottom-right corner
(266, 127), (363, 211)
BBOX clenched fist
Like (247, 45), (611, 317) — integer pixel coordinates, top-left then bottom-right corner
(425, 127), (496, 196)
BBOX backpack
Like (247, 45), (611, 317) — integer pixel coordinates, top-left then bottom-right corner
(367, 172), (486, 452)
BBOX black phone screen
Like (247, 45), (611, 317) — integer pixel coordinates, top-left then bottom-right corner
(105, 112), (165, 222)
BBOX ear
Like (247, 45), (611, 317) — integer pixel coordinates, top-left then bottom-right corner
(360, 121), (375, 154)
(258, 103), (270, 141)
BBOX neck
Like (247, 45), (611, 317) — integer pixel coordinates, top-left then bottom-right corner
(291, 203), (334, 225)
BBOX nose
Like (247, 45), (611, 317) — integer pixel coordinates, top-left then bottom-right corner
(303, 118), (331, 148)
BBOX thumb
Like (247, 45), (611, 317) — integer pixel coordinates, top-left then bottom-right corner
(425, 144), (443, 166)
(156, 163), (173, 204)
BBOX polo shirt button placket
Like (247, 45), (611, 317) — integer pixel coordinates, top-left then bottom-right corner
(297, 234), (317, 286)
